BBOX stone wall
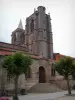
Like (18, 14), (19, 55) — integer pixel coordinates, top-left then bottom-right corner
(0, 56), (52, 92)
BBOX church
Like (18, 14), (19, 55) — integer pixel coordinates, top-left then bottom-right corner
(0, 6), (74, 94)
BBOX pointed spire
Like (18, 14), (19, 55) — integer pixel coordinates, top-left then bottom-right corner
(18, 19), (23, 29)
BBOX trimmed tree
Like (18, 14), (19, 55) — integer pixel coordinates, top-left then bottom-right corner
(2, 52), (32, 100)
(54, 57), (73, 94)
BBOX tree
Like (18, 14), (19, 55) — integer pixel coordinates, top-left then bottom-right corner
(54, 57), (73, 94)
(0, 55), (6, 96)
(2, 52), (32, 100)
(71, 62), (75, 80)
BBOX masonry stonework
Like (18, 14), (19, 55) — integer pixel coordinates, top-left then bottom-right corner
(12, 6), (53, 59)
(1, 6), (72, 94)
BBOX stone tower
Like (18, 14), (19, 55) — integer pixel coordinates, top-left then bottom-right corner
(25, 6), (53, 59)
(11, 19), (25, 45)
(11, 6), (53, 59)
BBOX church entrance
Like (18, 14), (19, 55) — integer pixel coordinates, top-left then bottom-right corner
(39, 66), (46, 83)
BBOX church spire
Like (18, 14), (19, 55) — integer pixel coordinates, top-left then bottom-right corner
(18, 19), (23, 29)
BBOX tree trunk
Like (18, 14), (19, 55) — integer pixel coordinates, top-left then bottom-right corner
(66, 76), (71, 94)
(13, 75), (19, 100)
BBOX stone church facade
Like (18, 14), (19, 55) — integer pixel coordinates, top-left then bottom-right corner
(1, 6), (74, 94)
(0, 6), (56, 93)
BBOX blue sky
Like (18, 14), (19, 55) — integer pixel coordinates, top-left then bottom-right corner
(0, 0), (75, 57)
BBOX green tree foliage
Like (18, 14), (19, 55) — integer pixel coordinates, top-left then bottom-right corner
(54, 57), (73, 94)
(71, 62), (75, 79)
(3, 52), (32, 100)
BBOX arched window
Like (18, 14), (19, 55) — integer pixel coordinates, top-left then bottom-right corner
(51, 63), (55, 76)
(31, 19), (34, 32)
(21, 33), (25, 43)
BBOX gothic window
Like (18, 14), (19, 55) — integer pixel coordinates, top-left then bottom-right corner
(21, 33), (25, 43)
(31, 19), (34, 32)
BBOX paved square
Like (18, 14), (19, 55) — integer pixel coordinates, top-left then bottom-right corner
(56, 96), (75, 100)
(9, 91), (75, 100)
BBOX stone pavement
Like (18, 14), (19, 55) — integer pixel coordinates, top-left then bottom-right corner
(9, 90), (75, 100)
(56, 96), (75, 100)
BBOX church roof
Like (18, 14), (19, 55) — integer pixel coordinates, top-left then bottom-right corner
(18, 19), (23, 29)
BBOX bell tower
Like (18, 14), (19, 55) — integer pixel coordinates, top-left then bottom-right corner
(25, 6), (53, 59)
(11, 19), (25, 46)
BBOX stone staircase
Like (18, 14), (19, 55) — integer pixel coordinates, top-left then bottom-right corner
(25, 78), (38, 90)
(28, 83), (62, 93)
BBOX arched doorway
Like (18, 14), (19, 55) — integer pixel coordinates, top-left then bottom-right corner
(39, 66), (46, 83)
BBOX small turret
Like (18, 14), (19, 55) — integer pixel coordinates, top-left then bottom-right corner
(38, 6), (46, 13)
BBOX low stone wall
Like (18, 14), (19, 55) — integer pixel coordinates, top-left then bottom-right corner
(49, 79), (75, 90)
(53, 80), (67, 90)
